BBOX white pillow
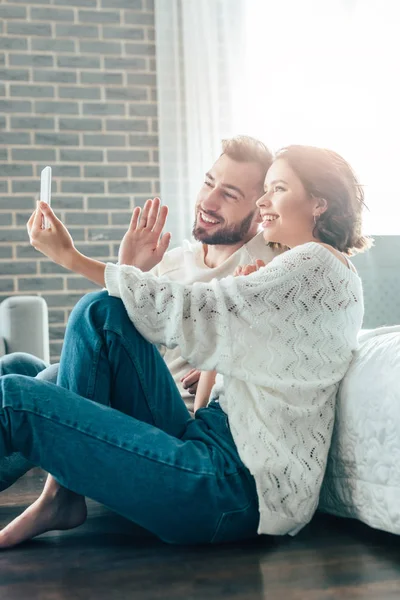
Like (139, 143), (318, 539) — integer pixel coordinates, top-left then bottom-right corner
(319, 326), (400, 534)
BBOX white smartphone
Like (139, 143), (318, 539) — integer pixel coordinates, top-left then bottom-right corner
(40, 166), (52, 229)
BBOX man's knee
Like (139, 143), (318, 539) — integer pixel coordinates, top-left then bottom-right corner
(0, 352), (48, 378)
(36, 363), (59, 384)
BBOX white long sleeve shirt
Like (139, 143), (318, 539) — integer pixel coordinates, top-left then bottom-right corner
(105, 242), (363, 536)
(151, 233), (279, 411)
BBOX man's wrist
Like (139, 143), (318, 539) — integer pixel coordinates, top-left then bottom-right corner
(62, 247), (82, 272)
(62, 248), (107, 287)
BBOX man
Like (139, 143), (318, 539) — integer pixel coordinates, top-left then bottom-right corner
(0, 135), (280, 489)
(146, 135), (280, 411)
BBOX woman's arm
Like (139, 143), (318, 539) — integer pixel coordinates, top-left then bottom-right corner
(192, 262), (267, 411)
(104, 243), (304, 375)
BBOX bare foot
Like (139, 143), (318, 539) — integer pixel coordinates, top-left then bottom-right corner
(0, 475), (87, 549)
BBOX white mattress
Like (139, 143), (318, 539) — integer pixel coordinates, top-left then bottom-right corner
(319, 325), (400, 534)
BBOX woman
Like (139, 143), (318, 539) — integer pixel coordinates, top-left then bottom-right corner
(0, 145), (369, 548)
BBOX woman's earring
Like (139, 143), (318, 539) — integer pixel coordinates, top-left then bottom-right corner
(313, 214), (318, 225)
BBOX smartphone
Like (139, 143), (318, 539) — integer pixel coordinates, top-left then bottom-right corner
(40, 166), (52, 229)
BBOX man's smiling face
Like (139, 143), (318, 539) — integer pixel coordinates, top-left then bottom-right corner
(192, 154), (265, 245)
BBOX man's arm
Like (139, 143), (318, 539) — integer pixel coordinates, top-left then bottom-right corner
(30, 199), (291, 377)
(28, 199), (171, 285)
(65, 251), (106, 287)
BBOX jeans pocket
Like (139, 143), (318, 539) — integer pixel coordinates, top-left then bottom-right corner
(211, 502), (259, 544)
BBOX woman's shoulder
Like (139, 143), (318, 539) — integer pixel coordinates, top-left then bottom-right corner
(267, 242), (325, 270)
(258, 243), (361, 296)
(279, 242), (358, 275)
(317, 242), (353, 269)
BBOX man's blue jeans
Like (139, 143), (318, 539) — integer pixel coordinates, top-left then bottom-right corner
(0, 291), (259, 544)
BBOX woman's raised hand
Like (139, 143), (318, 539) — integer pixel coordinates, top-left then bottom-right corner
(118, 197), (171, 271)
(27, 201), (76, 268)
(234, 259), (266, 277)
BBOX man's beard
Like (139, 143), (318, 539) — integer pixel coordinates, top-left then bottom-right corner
(192, 210), (256, 245)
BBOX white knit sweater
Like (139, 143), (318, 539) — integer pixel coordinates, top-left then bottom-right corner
(151, 233), (279, 411)
(105, 242), (364, 536)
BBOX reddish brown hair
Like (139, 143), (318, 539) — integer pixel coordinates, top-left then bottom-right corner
(275, 145), (372, 255)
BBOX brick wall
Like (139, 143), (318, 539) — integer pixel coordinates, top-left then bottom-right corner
(0, 0), (159, 361)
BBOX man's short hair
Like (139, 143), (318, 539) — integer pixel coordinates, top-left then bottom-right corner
(221, 135), (273, 175)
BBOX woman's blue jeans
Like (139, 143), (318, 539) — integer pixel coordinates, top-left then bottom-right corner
(0, 291), (259, 544)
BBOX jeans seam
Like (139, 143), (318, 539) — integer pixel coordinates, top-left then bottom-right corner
(210, 501), (253, 544)
(85, 336), (104, 400)
(5, 405), (220, 477)
(101, 325), (163, 427)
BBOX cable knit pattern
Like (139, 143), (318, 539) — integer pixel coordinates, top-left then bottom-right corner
(105, 242), (364, 536)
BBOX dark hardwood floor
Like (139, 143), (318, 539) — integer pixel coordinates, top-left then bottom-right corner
(1, 470), (400, 600)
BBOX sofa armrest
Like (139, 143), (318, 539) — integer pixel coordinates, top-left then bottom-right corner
(0, 296), (50, 363)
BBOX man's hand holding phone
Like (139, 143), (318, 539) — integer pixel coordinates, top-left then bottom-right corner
(27, 200), (76, 269)
(40, 166), (52, 229)
(28, 171), (172, 288)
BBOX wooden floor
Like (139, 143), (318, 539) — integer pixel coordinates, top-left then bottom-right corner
(1, 471), (400, 600)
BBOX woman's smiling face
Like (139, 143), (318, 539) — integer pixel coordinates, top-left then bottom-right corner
(257, 158), (322, 248)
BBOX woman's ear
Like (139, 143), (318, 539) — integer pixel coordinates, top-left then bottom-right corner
(313, 196), (328, 217)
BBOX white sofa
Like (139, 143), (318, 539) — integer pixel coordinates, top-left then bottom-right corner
(0, 295), (50, 363)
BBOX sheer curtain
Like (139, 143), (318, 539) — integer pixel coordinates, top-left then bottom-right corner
(155, 0), (245, 243)
(156, 0), (399, 238)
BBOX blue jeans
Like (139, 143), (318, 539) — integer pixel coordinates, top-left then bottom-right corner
(0, 353), (58, 491)
(0, 291), (259, 544)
